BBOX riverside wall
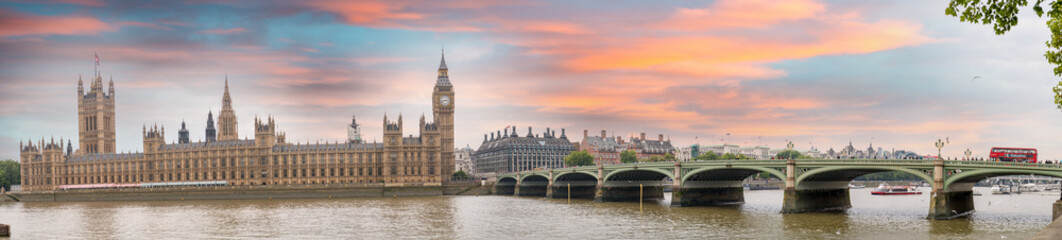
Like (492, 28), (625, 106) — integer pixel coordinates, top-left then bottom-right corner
(15, 182), (490, 202)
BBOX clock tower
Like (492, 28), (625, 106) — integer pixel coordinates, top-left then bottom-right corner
(432, 51), (456, 179)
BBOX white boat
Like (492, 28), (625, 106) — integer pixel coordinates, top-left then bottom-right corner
(991, 185), (1011, 195)
(1020, 183), (1044, 192)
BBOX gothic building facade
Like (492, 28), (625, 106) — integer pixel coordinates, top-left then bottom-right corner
(19, 54), (456, 191)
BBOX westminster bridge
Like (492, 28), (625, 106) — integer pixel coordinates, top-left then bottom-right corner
(494, 159), (1062, 220)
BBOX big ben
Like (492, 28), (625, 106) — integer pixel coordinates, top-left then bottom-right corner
(433, 51), (456, 178)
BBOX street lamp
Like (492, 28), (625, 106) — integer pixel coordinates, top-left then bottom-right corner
(934, 138), (947, 159)
(786, 141), (795, 160)
(964, 148), (972, 161)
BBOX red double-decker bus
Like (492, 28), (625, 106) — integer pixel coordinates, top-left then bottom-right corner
(989, 147), (1038, 163)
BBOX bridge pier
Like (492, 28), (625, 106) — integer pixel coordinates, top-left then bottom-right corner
(593, 165), (605, 202)
(671, 187), (745, 207)
(928, 159), (974, 219)
(782, 188), (851, 213)
(545, 170), (554, 198)
(928, 190), (975, 220)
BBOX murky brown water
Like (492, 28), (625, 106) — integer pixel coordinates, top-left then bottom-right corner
(0, 187), (1058, 239)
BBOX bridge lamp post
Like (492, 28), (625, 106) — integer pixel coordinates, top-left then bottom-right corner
(964, 149), (972, 161)
(786, 141), (795, 160)
(934, 138), (946, 160)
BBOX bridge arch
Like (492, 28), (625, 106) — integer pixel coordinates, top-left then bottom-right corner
(519, 174), (550, 183)
(795, 166), (933, 190)
(554, 171), (598, 182)
(944, 168), (1062, 192)
(681, 166), (786, 184)
(602, 168), (674, 183)
(495, 176), (518, 195)
(498, 176), (518, 183)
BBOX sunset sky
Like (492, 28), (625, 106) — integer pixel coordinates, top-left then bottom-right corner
(1, 0), (1059, 161)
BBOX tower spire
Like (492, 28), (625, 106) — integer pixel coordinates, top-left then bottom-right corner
(435, 49), (451, 86)
(223, 75), (232, 109)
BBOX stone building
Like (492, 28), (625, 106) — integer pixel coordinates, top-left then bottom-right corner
(455, 146), (474, 175)
(473, 126), (575, 174)
(579, 130), (622, 165)
(578, 130), (676, 164)
(19, 54), (456, 191)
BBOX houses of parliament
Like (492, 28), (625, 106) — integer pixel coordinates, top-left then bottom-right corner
(18, 54), (456, 191)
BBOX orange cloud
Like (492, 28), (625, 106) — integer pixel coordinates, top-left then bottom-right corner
(659, 0), (825, 30)
(0, 9), (115, 37)
(302, 0), (423, 27)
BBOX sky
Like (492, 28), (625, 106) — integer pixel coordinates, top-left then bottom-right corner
(0, 0), (1059, 161)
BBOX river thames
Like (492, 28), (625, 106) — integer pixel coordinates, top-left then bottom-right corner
(0, 187), (1057, 239)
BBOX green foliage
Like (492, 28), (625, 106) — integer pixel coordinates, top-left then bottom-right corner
(452, 170), (469, 180)
(0, 159), (20, 190)
(1055, 80), (1062, 111)
(620, 150), (638, 163)
(720, 153), (738, 160)
(564, 150), (595, 167)
(695, 151), (719, 160)
(642, 156), (664, 162)
(946, 0), (1062, 109)
(776, 150), (802, 159)
(854, 171), (923, 181)
(664, 152), (676, 161)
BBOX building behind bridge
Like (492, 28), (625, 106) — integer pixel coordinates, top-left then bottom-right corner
(579, 130), (676, 165)
(473, 126), (576, 174)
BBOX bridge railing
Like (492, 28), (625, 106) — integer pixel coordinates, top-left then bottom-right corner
(946, 160), (1062, 169)
(497, 159), (1062, 178)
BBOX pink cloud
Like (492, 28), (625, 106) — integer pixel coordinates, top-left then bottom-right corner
(201, 27), (247, 34)
(0, 9), (115, 37)
(119, 21), (174, 30)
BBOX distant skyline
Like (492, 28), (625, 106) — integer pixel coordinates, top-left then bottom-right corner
(1, 0), (1059, 161)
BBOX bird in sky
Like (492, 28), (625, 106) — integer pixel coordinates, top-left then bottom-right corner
(972, 76), (981, 82)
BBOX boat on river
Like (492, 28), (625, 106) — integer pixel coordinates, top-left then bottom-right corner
(991, 185), (1012, 195)
(871, 183), (922, 195)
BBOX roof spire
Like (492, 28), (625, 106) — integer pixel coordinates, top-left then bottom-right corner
(439, 49), (448, 70)
(222, 75), (232, 109)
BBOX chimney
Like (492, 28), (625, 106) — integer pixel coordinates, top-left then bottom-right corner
(659, 134), (664, 141)
(504, 128), (508, 137)
(601, 130), (607, 138)
(583, 129), (588, 139)
(641, 132), (646, 141)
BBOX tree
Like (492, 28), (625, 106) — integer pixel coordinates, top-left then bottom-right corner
(0, 159), (20, 190)
(664, 152), (676, 161)
(620, 150), (638, 163)
(644, 156), (663, 162)
(1056, 80), (1062, 110)
(720, 153), (738, 160)
(776, 150), (801, 159)
(564, 150), (595, 167)
(452, 170), (469, 180)
(696, 151), (719, 160)
(946, 0), (1062, 110)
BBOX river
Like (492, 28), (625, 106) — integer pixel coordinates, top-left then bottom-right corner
(0, 187), (1058, 239)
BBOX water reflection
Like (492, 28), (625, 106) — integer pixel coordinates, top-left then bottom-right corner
(783, 212), (851, 237)
(0, 190), (1056, 239)
(929, 218), (973, 236)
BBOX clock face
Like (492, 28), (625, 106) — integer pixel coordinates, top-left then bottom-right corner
(440, 95), (450, 106)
